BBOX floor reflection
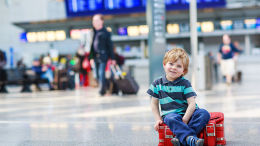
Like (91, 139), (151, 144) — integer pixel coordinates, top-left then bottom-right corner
(0, 60), (260, 145)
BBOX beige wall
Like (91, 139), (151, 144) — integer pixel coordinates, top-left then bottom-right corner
(0, 0), (67, 67)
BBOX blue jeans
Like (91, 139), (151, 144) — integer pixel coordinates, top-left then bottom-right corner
(163, 109), (210, 146)
(41, 68), (54, 88)
(94, 60), (107, 95)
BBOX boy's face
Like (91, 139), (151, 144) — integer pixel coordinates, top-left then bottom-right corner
(163, 59), (184, 81)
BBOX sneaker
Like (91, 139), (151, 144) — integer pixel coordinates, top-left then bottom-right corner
(171, 137), (180, 146)
(196, 138), (204, 146)
(99, 90), (105, 97)
(186, 136), (204, 146)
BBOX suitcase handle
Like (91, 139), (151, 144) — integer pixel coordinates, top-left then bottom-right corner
(110, 65), (124, 79)
(206, 123), (215, 136)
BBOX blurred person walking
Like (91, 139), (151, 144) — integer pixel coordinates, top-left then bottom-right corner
(89, 14), (116, 96)
(217, 34), (241, 85)
(0, 49), (8, 93)
(75, 47), (89, 86)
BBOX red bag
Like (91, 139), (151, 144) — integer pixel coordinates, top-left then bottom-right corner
(158, 123), (174, 146)
(82, 57), (91, 72)
(200, 112), (226, 146)
(199, 120), (216, 146)
(157, 112), (226, 146)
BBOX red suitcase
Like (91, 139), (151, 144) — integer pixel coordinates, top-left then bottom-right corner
(201, 112), (226, 146)
(158, 123), (174, 146)
(199, 119), (216, 146)
(157, 112), (226, 146)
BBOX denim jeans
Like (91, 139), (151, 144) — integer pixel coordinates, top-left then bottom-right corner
(41, 68), (54, 89)
(94, 60), (107, 95)
(163, 108), (210, 146)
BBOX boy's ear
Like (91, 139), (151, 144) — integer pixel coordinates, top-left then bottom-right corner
(162, 63), (166, 69)
(183, 69), (188, 75)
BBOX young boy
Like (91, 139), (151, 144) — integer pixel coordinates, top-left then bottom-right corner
(147, 48), (210, 146)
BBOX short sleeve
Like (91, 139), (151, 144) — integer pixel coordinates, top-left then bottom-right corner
(147, 82), (159, 98)
(183, 80), (197, 99)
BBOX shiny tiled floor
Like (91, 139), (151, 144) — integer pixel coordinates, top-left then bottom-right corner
(1, 59), (260, 146)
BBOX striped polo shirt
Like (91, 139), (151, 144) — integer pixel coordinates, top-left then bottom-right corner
(147, 75), (198, 116)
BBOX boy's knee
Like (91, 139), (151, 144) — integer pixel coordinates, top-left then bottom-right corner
(165, 114), (181, 124)
(199, 109), (210, 122)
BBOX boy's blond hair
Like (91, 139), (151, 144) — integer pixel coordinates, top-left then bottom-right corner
(163, 48), (189, 75)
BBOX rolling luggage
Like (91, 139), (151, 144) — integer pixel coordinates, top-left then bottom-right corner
(158, 123), (175, 146)
(58, 69), (68, 90)
(115, 73), (139, 94)
(68, 70), (75, 89)
(200, 112), (226, 146)
(111, 65), (139, 95)
(158, 112), (226, 146)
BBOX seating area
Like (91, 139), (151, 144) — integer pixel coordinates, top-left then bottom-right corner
(2, 68), (49, 93)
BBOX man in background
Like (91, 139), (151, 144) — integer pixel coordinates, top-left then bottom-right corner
(89, 14), (116, 96)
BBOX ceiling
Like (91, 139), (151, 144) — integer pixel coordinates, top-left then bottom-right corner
(13, 6), (260, 32)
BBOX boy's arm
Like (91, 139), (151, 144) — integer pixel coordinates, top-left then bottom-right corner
(182, 96), (196, 124)
(150, 97), (163, 131)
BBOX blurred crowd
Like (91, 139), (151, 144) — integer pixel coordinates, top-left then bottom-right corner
(0, 46), (124, 94)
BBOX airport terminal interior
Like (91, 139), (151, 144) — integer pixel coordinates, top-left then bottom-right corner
(1, 0), (260, 145)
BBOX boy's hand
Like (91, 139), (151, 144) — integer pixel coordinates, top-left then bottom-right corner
(154, 120), (163, 131)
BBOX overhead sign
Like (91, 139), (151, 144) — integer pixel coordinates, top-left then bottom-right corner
(65, 0), (226, 17)
(20, 30), (66, 43)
